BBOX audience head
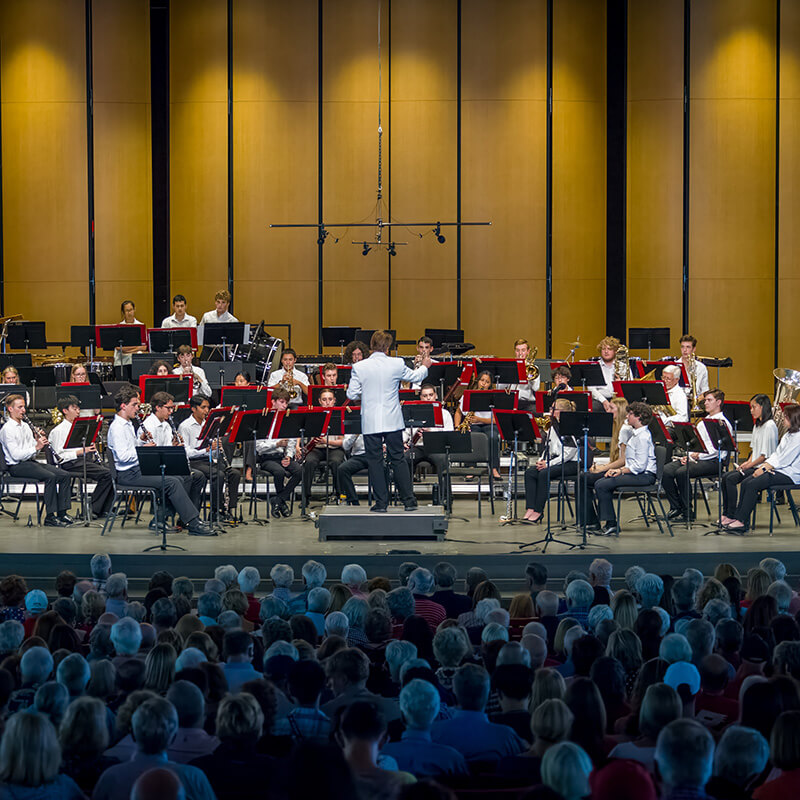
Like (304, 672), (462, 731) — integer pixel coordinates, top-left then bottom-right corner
(407, 568), (435, 596)
(400, 678), (440, 731)
(236, 566), (260, 595)
(453, 664), (490, 712)
(307, 587), (331, 614)
(131, 768), (185, 800)
(131, 696), (179, 755)
(0, 709), (62, 787)
(20, 646), (53, 685)
(385, 640), (418, 682)
(541, 741), (593, 800)
(713, 725), (770, 788)
(655, 718), (715, 791)
(341, 564), (367, 591)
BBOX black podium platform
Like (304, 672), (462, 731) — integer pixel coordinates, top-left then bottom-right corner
(316, 504), (448, 541)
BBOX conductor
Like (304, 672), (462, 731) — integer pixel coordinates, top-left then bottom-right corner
(347, 330), (431, 512)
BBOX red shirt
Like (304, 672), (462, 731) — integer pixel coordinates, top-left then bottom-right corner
(413, 596), (446, 631)
(245, 594), (261, 624)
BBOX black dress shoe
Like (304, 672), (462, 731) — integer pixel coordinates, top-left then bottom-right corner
(404, 502), (418, 512)
(348, 500), (361, 506)
(187, 521), (217, 536)
(270, 500), (282, 519)
(600, 524), (619, 536)
(44, 514), (66, 527)
(279, 502), (292, 518)
(370, 504), (388, 513)
(59, 514), (74, 525)
(667, 508), (685, 520)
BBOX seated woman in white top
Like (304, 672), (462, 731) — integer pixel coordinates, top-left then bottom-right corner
(454, 369), (502, 478)
(113, 300), (146, 373)
(720, 394), (779, 526)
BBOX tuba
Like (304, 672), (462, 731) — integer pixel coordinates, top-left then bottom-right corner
(774, 368), (800, 407)
(525, 346), (539, 382)
(613, 345), (632, 381)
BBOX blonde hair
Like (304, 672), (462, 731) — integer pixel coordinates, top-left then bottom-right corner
(713, 563), (740, 583)
(0, 711), (61, 786)
(509, 593), (535, 618)
(597, 336), (621, 353)
(554, 618), (580, 656)
(216, 693), (264, 741)
(514, 338), (529, 348)
(223, 588), (248, 617)
(553, 398), (575, 414)
(69, 363), (88, 380)
(326, 584), (351, 614)
(59, 696), (109, 758)
(609, 397), (631, 462)
(214, 289), (231, 303)
(612, 590), (637, 631)
(143, 643), (176, 694)
(531, 668), (567, 709)
(746, 568), (771, 603)
(531, 698), (574, 744)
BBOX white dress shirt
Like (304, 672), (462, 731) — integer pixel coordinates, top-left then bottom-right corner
(618, 422), (634, 448)
(676, 357), (709, 396)
(405, 408), (454, 447)
(412, 358), (438, 390)
(107, 415), (140, 471)
(268, 368), (309, 405)
(343, 434), (365, 456)
(113, 318), (144, 367)
(172, 366), (211, 398)
(347, 351), (428, 435)
(590, 361), (616, 404)
(161, 314), (198, 328)
(458, 395), (493, 426)
(200, 310), (238, 325)
(751, 419), (779, 460)
(48, 419), (80, 463)
(498, 372), (541, 403)
(544, 424), (578, 467)
(766, 431), (800, 484)
(142, 414), (174, 447)
(625, 425), (657, 474)
(179, 416), (209, 461)
(254, 414), (296, 458)
(696, 411), (734, 461)
(0, 419), (37, 465)
(661, 384), (689, 424)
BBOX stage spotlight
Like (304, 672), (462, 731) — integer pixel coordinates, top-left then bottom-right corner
(434, 223), (445, 244)
(362, 243), (371, 256)
(388, 243), (397, 257)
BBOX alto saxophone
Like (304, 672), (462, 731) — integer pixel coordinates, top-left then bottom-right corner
(457, 411), (475, 433)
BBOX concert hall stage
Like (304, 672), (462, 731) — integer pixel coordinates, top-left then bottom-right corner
(2, 495), (799, 594)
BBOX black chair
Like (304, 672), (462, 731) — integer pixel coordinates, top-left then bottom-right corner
(447, 432), (495, 518)
(765, 483), (800, 536)
(0, 447), (44, 525)
(612, 445), (674, 537)
(101, 462), (160, 536)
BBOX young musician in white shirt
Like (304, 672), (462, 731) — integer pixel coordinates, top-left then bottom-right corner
(268, 349), (309, 406)
(725, 402), (800, 533)
(113, 300), (146, 376)
(48, 394), (114, 518)
(337, 431), (367, 506)
(505, 338), (541, 410)
(676, 334), (709, 400)
(322, 363), (339, 387)
(454, 370), (502, 479)
(589, 336), (620, 412)
(199, 289), (238, 325)
(302, 387), (346, 503)
(161, 294), (198, 328)
(172, 345), (212, 398)
(0, 394), (73, 527)
(661, 388), (734, 521)
(549, 365), (572, 398)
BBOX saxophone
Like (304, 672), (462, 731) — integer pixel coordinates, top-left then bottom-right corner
(457, 411), (475, 433)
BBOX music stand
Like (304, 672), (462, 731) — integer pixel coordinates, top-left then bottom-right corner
(96, 324), (146, 354)
(426, 363), (465, 403)
(148, 327), (197, 353)
(64, 415), (103, 525)
(220, 386), (269, 410)
(137, 447), (190, 552)
(534, 360), (555, 383)
(342, 406), (362, 435)
(201, 322), (246, 361)
(558, 410), (613, 547)
(495, 411), (540, 525)
(649, 417), (674, 448)
(425, 328), (464, 349)
(71, 325), (98, 361)
(0, 385), (29, 408)
(615, 381), (670, 407)
(722, 401), (754, 434)
(463, 389), (516, 480)
(670, 422), (708, 531)
(322, 327), (359, 362)
(535, 391), (593, 414)
(0, 354), (32, 370)
(198, 407), (238, 532)
(423, 431), (472, 518)
(569, 362), (607, 392)
(7, 322), (46, 352)
(202, 361), (259, 389)
(308, 384), (347, 406)
(139, 376), (192, 405)
(402, 401), (442, 430)
(17, 367), (55, 409)
(333, 365), (353, 385)
(56, 385), (101, 410)
(701, 418), (737, 537)
(629, 327), (670, 360)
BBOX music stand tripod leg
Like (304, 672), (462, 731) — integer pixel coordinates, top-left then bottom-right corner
(142, 462), (185, 552)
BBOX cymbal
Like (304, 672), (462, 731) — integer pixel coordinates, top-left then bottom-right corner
(564, 340), (581, 348)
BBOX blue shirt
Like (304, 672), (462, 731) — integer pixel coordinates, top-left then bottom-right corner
(431, 710), (527, 762)
(305, 611), (325, 637)
(221, 662), (260, 693)
(382, 729), (468, 777)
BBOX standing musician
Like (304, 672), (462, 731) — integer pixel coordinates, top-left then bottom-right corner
(255, 386), (301, 518)
(346, 330), (430, 513)
(522, 397), (578, 523)
(723, 402), (800, 533)
(720, 394), (779, 527)
(106, 385), (214, 536)
(549, 365), (572, 397)
(141, 392), (205, 511)
(301, 387), (346, 502)
(661, 388), (734, 522)
(676, 334), (709, 401)
(581, 402), (657, 536)
(179, 395), (241, 522)
(589, 336), (620, 412)
(322, 363), (339, 387)
(268, 349), (309, 406)
(499, 339), (541, 412)
(173, 345), (212, 398)
(0, 394), (73, 527)
(404, 383), (454, 501)
(48, 394), (114, 518)
(200, 290), (238, 325)
(659, 365), (689, 424)
(161, 294), (197, 328)
(337, 431), (367, 506)
(344, 341), (369, 364)
(114, 300), (146, 378)
(454, 370), (502, 480)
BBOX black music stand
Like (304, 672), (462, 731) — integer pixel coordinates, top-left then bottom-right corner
(616, 381), (670, 407)
(7, 322), (46, 352)
(649, 417), (674, 448)
(148, 328), (195, 353)
(202, 322), (246, 361)
(335, 365), (353, 384)
(140, 377), (191, 405)
(64, 416), (103, 525)
(573, 363), (606, 392)
(0, 384), (29, 409)
(137, 447), (190, 552)
(308, 384), (347, 406)
(220, 387), (269, 410)
(402, 402), (439, 430)
(198, 407), (237, 532)
(463, 390), (516, 482)
(17, 366), (55, 409)
(670, 422), (708, 531)
(558, 410), (613, 547)
(423, 431), (472, 519)
(97, 325), (145, 354)
(701, 418), (737, 537)
(202, 361), (259, 388)
(322, 327), (359, 363)
(426, 363), (464, 402)
(425, 328), (464, 349)
(275, 409), (330, 518)
(71, 325), (98, 361)
(536, 391), (593, 414)
(722, 401), (754, 434)
(629, 327), (670, 360)
(495, 411), (540, 525)
(56, 385), (101, 410)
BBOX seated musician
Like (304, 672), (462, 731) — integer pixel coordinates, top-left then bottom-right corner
(234, 371), (251, 387)
(200, 289), (238, 325)
(590, 397), (633, 476)
(581, 401), (657, 536)
(676, 334), (709, 401)
(141, 391), (204, 512)
(106, 385), (214, 536)
(150, 360), (172, 377)
(589, 336), (619, 412)
(48, 394), (114, 518)
(659, 365), (689, 424)
(662, 388), (734, 522)
(268, 348), (309, 407)
(338, 432), (367, 506)
(254, 386), (301, 518)
(344, 341), (369, 364)
(454, 370), (502, 479)
(172, 345), (212, 398)
(0, 394), (73, 528)
(114, 300), (146, 379)
(720, 394), (779, 527)
(501, 338), (541, 411)
(522, 397), (578, 523)
(404, 383), (454, 500)
(724, 402), (800, 533)
(549, 365), (572, 397)
(69, 364), (89, 383)
(322, 363), (339, 387)
(161, 294), (197, 328)
(2, 366), (19, 384)
(302, 387), (346, 503)
(179, 395), (240, 522)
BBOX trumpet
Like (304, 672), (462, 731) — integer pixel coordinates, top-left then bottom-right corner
(280, 367), (302, 402)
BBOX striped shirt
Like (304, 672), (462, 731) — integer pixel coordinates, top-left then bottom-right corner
(413, 596), (447, 631)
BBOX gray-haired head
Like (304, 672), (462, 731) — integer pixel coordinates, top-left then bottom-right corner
(433, 627), (470, 668)
(0, 620), (24, 654)
(20, 646), (53, 684)
(125, 602), (146, 623)
(400, 678), (440, 730)
(301, 560), (327, 589)
(385, 640), (418, 682)
(497, 641), (531, 668)
(486, 608), (510, 628)
(660, 633), (692, 665)
(656, 718), (715, 790)
(760, 557), (786, 583)
(767, 580), (793, 614)
(132, 696), (179, 755)
(237, 566), (260, 595)
(265, 641), (299, 663)
(175, 647), (207, 672)
(398, 562), (420, 587)
(672, 577), (697, 612)
(214, 564), (238, 587)
(34, 681), (69, 726)
(535, 590), (559, 618)
(522, 621), (547, 641)
(111, 617), (142, 656)
(703, 598), (732, 627)
(259, 595), (289, 622)
(624, 566), (646, 593)
(217, 610), (241, 630)
(307, 587), (330, 613)
(521, 634), (548, 670)
(56, 652), (91, 696)
(172, 577), (194, 600)
(589, 558), (613, 587)
(90, 553), (112, 581)
(203, 578), (226, 595)
(481, 622), (510, 645)
(325, 611), (349, 639)
(563, 626), (584, 659)
(563, 571), (590, 593)
(270, 564), (294, 589)
(433, 562), (457, 589)
(713, 725), (770, 787)
(105, 572), (128, 599)
(636, 573), (664, 609)
(566, 579), (594, 610)
(541, 741), (593, 800)
(386, 587), (415, 621)
(342, 597), (369, 629)
(587, 604), (613, 633)
(475, 598), (501, 625)
(197, 592), (222, 621)
(686, 619), (715, 665)
(683, 568), (704, 590)
(341, 563), (367, 588)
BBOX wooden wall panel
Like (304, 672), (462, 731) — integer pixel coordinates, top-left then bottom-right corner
(93, 0), (152, 327)
(626, 0), (683, 360)
(390, 0), (458, 346)
(321, 0), (389, 353)
(551, 0), (606, 355)
(690, 0), (776, 399)
(779, 1), (800, 368)
(170, 0), (227, 317)
(234, 0), (318, 354)
(461, 0), (547, 358)
(0, 0), (88, 342)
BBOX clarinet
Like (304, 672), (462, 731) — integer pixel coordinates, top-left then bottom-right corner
(22, 414), (62, 465)
(167, 416), (185, 447)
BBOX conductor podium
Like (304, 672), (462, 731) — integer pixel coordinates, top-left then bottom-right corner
(315, 504), (448, 541)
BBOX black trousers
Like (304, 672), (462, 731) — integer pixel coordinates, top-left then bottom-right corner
(590, 471), (656, 523)
(302, 447), (346, 498)
(258, 453), (301, 504)
(406, 446), (447, 493)
(662, 459), (719, 512)
(190, 459), (241, 511)
(365, 430), (414, 508)
(60, 457), (115, 515)
(735, 471), (795, 527)
(8, 460), (72, 515)
(337, 454), (369, 503)
(115, 466), (199, 524)
(524, 461), (578, 512)
(722, 467), (756, 518)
